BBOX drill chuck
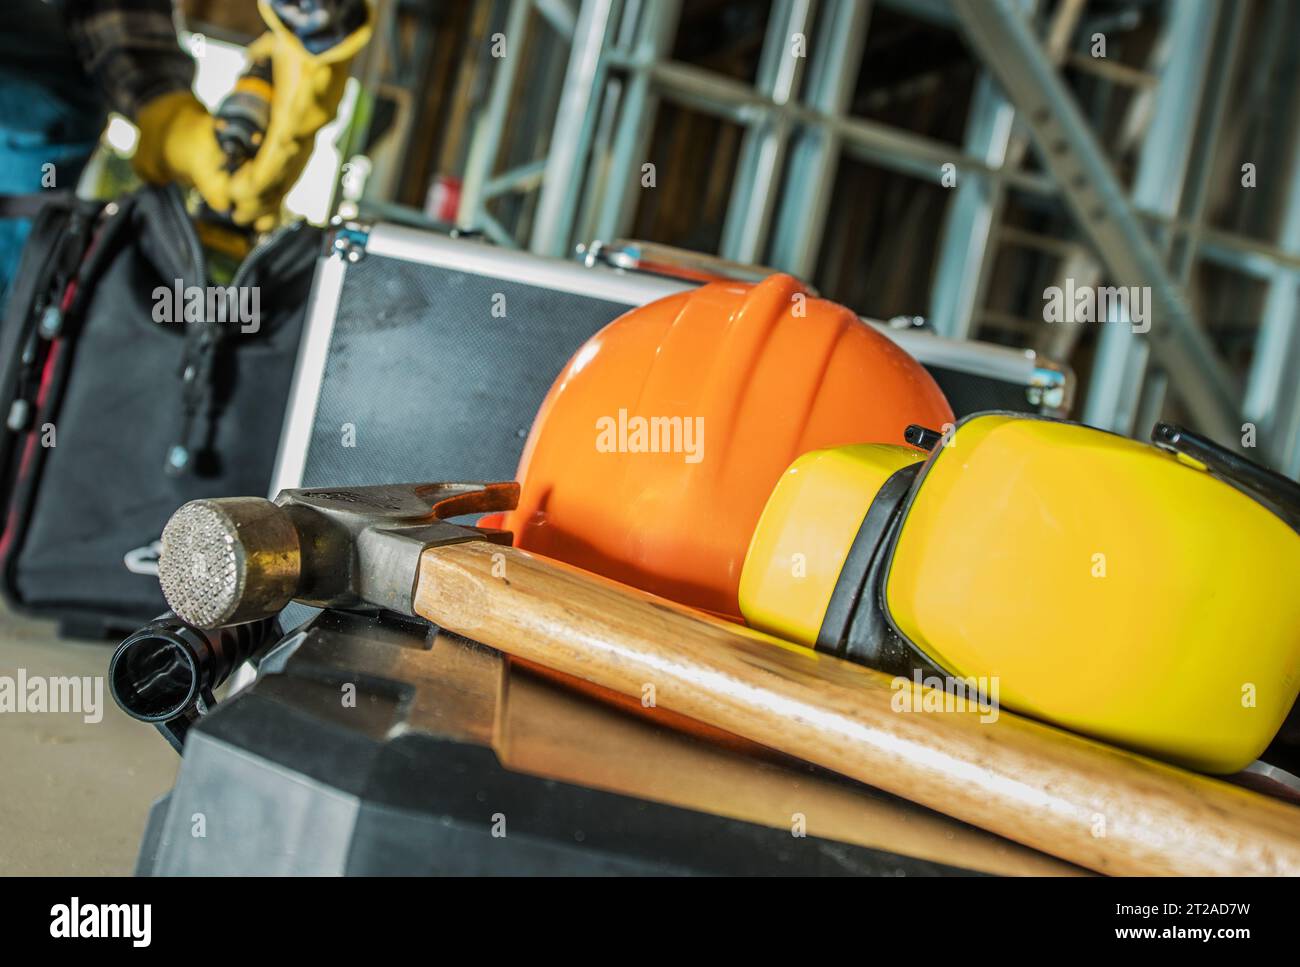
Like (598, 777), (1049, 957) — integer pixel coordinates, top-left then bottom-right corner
(214, 56), (273, 170)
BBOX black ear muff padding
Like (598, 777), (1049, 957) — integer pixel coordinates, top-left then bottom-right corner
(815, 462), (945, 679)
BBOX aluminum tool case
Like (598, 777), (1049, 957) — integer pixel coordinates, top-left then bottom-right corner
(269, 223), (1074, 495)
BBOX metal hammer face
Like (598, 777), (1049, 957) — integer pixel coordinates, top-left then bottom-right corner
(158, 481), (519, 629)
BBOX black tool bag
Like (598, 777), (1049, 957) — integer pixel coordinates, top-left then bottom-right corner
(0, 185), (321, 638)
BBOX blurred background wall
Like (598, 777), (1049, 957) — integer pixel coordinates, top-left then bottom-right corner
(160, 0), (1300, 471)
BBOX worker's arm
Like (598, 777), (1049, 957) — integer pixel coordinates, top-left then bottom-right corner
(62, 0), (229, 211)
(61, 0), (372, 228)
(62, 0), (194, 119)
(226, 0), (374, 231)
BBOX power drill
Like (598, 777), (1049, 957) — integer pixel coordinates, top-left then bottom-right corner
(173, 54), (276, 477)
(214, 53), (274, 172)
(196, 54), (274, 262)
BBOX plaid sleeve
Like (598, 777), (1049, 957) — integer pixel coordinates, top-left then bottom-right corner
(63, 0), (195, 119)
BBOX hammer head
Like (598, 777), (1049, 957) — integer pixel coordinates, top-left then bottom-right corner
(158, 481), (518, 629)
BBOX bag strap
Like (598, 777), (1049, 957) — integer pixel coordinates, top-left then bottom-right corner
(0, 195), (106, 524)
(0, 197), (104, 419)
(0, 192), (75, 220)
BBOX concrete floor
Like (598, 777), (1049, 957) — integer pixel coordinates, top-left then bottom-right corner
(0, 603), (177, 875)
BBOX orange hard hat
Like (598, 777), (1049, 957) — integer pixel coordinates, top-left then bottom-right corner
(490, 273), (954, 620)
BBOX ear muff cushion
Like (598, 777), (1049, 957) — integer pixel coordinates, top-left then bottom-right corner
(740, 444), (924, 645)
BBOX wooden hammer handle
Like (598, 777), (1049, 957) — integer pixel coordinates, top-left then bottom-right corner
(414, 541), (1300, 876)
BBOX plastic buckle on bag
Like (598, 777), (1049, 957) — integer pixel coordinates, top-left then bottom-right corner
(38, 304), (63, 339)
(6, 399), (31, 432)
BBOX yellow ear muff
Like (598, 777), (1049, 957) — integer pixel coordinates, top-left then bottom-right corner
(741, 414), (1300, 774)
(884, 414), (1300, 774)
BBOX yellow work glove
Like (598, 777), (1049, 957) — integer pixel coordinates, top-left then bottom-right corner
(132, 91), (231, 213)
(227, 0), (373, 232)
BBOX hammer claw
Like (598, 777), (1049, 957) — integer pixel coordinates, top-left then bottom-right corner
(416, 480), (520, 519)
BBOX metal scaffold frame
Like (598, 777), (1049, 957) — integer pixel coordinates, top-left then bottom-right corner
(454, 0), (1300, 466)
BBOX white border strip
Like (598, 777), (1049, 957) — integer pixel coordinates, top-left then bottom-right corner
(885, 329), (1039, 383)
(268, 254), (347, 497)
(366, 223), (691, 305)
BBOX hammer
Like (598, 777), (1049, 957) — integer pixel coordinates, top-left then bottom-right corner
(157, 481), (1300, 876)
